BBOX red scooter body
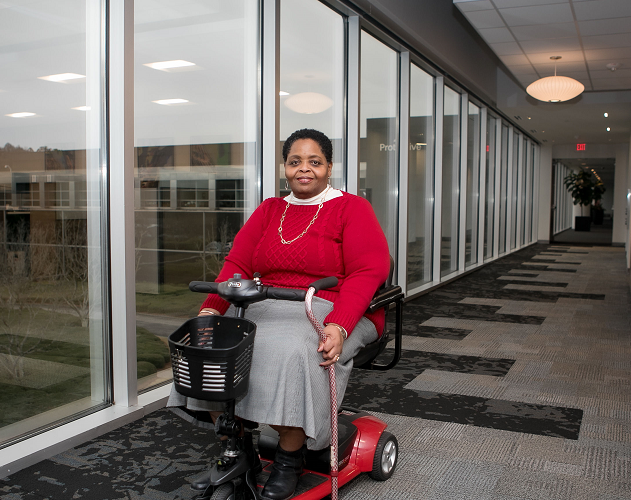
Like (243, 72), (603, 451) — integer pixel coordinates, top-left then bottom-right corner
(255, 410), (395, 499)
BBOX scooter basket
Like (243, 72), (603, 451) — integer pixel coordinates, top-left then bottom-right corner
(168, 315), (256, 401)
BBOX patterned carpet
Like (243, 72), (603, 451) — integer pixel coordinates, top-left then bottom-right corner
(1, 244), (630, 499)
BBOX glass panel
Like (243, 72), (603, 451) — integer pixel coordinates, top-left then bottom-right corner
(360, 31), (399, 257)
(521, 139), (529, 245)
(465, 102), (480, 266)
(280, 0), (344, 193)
(407, 65), (434, 289)
(441, 86), (461, 277)
(134, 1), (258, 392)
(510, 132), (519, 250)
(484, 115), (496, 260)
(499, 125), (509, 254)
(0, 1), (107, 445)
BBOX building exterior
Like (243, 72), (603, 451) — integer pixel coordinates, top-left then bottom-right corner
(0, 0), (629, 474)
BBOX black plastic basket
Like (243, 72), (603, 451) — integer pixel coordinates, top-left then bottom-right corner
(168, 315), (256, 401)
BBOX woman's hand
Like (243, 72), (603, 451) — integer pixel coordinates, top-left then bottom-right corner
(199, 308), (221, 316)
(317, 324), (345, 367)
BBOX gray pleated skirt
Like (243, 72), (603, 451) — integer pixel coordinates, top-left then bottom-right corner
(167, 296), (378, 450)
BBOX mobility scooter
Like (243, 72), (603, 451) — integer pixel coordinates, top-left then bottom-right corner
(168, 266), (403, 500)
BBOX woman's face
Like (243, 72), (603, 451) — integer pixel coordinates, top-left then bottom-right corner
(284, 139), (332, 199)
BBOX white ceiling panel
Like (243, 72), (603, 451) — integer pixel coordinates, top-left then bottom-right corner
(461, 9), (505, 29)
(587, 57), (631, 70)
(490, 41), (523, 56)
(453, 0), (495, 12)
(532, 61), (589, 73)
(499, 53), (530, 65)
(582, 33), (631, 51)
(590, 69), (631, 79)
(478, 27), (515, 43)
(578, 18), (631, 36)
(573, 0), (631, 21)
(499, 4), (573, 26)
(520, 37), (582, 54)
(510, 22), (577, 41)
(492, 0), (566, 7)
(584, 47), (631, 61)
(528, 51), (584, 64)
(510, 64), (540, 75)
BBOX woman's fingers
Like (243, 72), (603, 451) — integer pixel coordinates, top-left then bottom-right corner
(318, 327), (343, 367)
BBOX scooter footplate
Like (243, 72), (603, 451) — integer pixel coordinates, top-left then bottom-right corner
(256, 459), (328, 498)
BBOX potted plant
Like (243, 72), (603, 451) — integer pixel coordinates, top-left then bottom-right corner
(563, 170), (597, 231)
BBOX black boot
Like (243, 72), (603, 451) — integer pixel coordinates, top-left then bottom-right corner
(260, 444), (306, 500)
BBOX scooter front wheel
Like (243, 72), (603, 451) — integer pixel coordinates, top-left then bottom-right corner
(208, 483), (233, 500)
(369, 431), (398, 481)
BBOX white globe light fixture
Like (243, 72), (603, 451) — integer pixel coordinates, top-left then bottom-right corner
(526, 56), (584, 103)
(284, 92), (333, 114)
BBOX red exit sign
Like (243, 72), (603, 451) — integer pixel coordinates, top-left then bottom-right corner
(577, 143), (586, 151)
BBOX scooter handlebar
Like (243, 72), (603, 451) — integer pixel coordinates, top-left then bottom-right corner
(308, 276), (338, 293)
(189, 281), (219, 294)
(265, 288), (306, 301)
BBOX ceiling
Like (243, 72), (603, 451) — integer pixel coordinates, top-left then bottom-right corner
(454, 0), (631, 146)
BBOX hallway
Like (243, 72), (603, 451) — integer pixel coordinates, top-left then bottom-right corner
(1, 244), (630, 499)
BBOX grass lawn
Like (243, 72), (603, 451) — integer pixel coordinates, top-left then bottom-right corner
(0, 307), (170, 429)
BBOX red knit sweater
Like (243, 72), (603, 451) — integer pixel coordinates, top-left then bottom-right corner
(200, 192), (391, 336)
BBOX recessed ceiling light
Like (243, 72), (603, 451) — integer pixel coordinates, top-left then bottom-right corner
(607, 127), (611, 131)
(6, 112), (35, 118)
(72, 106), (91, 111)
(604, 112), (608, 117)
(279, 91), (290, 96)
(152, 98), (189, 105)
(144, 60), (195, 71)
(38, 73), (85, 82)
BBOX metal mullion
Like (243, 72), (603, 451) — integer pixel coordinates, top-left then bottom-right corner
(397, 51), (410, 294)
(261, 0), (280, 201)
(524, 140), (533, 244)
(532, 145), (540, 242)
(477, 107), (487, 264)
(109, 0), (137, 407)
(458, 94), (468, 272)
(433, 76), (444, 283)
(346, 15), (360, 195)
(505, 127), (514, 254)
(515, 134), (524, 248)
(493, 119), (501, 259)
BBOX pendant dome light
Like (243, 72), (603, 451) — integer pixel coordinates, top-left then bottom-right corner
(526, 56), (584, 103)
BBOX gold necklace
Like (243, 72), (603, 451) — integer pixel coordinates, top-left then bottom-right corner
(278, 186), (330, 245)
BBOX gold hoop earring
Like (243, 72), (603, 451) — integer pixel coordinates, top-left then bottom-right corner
(327, 176), (331, 186)
(285, 180), (289, 190)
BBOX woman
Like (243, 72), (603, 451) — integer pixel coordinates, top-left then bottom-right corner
(168, 128), (390, 500)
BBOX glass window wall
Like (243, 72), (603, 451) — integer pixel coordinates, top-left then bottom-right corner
(360, 31), (399, 256)
(407, 65), (434, 289)
(465, 102), (480, 267)
(280, 0), (345, 193)
(484, 114), (496, 260)
(0, 1), (108, 446)
(498, 124), (509, 255)
(134, 0), (259, 392)
(510, 131), (519, 250)
(440, 86), (461, 277)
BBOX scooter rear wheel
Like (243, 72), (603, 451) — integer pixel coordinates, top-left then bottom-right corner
(369, 431), (398, 481)
(208, 483), (233, 500)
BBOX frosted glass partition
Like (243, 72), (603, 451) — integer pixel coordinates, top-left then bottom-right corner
(441, 87), (461, 277)
(510, 131), (519, 250)
(499, 125), (509, 255)
(484, 115), (496, 260)
(465, 102), (480, 267)
(407, 65), (435, 289)
(280, 0), (345, 193)
(360, 31), (399, 257)
(134, 0), (259, 391)
(0, 0), (108, 446)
